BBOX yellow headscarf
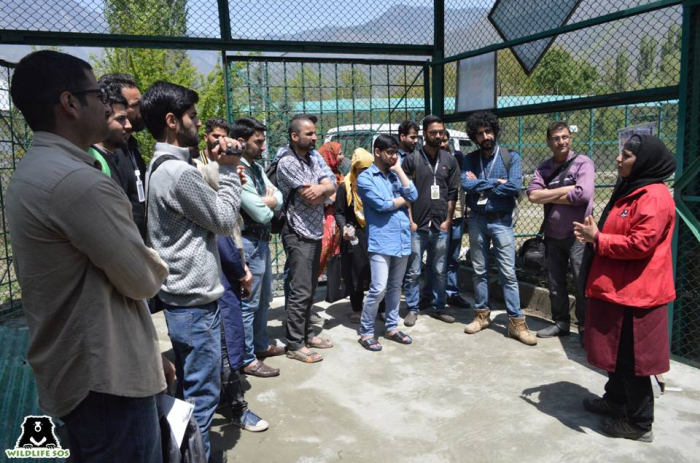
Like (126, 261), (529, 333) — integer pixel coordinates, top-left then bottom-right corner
(344, 148), (375, 228)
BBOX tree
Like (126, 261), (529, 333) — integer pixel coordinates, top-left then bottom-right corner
(530, 46), (598, 95)
(611, 50), (631, 93)
(657, 24), (682, 87)
(637, 35), (657, 86)
(92, 0), (222, 161)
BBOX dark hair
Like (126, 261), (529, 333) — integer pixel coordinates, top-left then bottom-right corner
(288, 114), (318, 139)
(98, 73), (138, 90)
(398, 120), (420, 137)
(546, 121), (570, 139)
(104, 83), (128, 108)
(231, 117), (266, 140)
(205, 117), (230, 135)
(374, 134), (398, 152)
(443, 130), (451, 139)
(10, 50), (93, 131)
(422, 115), (443, 132)
(466, 111), (500, 141)
(623, 134), (643, 154)
(141, 81), (199, 139)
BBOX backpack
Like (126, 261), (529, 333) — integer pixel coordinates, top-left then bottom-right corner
(265, 152), (297, 234)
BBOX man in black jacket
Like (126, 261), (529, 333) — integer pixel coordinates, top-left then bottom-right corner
(402, 115), (461, 326)
(99, 73), (148, 238)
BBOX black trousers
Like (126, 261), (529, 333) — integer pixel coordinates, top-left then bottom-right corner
(221, 326), (247, 414)
(545, 235), (587, 327)
(603, 308), (654, 431)
(282, 225), (322, 350)
(350, 290), (385, 313)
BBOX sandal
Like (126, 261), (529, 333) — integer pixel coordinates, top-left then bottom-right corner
(385, 330), (412, 345)
(306, 338), (334, 349)
(286, 349), (323, 363)
(358, 338), (382, 352)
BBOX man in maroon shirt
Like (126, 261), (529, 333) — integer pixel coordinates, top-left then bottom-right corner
(527, 122), (595, 341)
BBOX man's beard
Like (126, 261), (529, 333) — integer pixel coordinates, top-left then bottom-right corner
(426, 138), (442, 148)
(178, 127), (200, 148)
(130, 116), (146, 132)
(479, 139), (494, 150)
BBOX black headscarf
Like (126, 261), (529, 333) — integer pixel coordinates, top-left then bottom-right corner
(598, 134), (676, 229)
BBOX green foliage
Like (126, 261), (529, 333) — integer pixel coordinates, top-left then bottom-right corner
(530, 46), (598, 95)
(637, 34), (657, 85)
(91, 0), (229, 162)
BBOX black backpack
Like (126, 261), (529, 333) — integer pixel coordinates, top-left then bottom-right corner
(518, 154), (580, 273)
(265, 152), (297, 234)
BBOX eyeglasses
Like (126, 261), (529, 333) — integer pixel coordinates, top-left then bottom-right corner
(548, 135), (571, 142)
(382, 150), (399, 156)
(72, 87), (109, 105)
(427, 130), (446, 136)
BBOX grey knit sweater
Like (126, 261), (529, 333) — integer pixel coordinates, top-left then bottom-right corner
(146, 143), (242, 307)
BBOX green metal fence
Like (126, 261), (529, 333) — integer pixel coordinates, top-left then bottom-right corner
(227, 56), (428, 292)
(0, 59), (28, 319)
(0, 0), (698, 366)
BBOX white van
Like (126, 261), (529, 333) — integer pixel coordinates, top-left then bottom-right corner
(324, 123), (473, 153)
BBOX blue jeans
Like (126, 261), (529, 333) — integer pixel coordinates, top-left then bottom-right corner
(467, 212), (522, 317)
(446, 218), (465, 298)
(164, 302), (221, 461)
(361, 253), (409, 337)
(61, 391), (161, 463)
(405, 228), (449, 312)
(241, 236), (272, 365)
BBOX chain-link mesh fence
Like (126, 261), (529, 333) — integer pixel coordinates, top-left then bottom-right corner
(0, 60), (29, 319)
(228, 58), (427, 293)
(444, 5), (682, 112)
(0, 0), (222, 38)
(671, 4), (700, 367)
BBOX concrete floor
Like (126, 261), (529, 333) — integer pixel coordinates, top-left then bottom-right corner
(153, 294), (700, 463)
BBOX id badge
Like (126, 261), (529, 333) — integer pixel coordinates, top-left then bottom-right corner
(477, 194), (488, 206)
(430, 184), (440, 200)
(135, 171), (146, 203)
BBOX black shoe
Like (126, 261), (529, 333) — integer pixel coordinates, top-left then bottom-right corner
(446, 295), (471, 309)
(601, 417), (653, 442)
(429, 311), (455, 324)
(404, 311), (418, 327)
(537, 324), (570, 338)
(583, 397), (625, 417)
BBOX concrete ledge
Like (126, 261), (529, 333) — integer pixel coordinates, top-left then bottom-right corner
(457, 263), (579, 325)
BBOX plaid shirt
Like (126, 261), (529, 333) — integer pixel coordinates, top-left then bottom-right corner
(461, 145), (522, 214)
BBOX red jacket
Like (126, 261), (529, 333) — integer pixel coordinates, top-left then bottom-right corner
(586, 183), (676, 306)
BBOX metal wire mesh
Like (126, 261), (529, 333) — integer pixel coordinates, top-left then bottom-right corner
(228, 58), (427, 293)
(444, 6), (682, 112)
(671, 4), (700, 367)
(0, 61), (29, 319)
(228, 0), (434, 43)
(444, 0), (671, 58)
(0, 0), (221, 38)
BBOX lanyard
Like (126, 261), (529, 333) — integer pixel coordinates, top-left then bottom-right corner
(421, 149), (440, 185)
(478, 145), (500, 180)
(127, 149), (146, 203)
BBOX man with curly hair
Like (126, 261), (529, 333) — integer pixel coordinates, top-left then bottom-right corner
(461, 111), (537, 346)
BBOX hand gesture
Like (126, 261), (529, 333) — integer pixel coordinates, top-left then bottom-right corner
(212, 137), (243, 166)
(573, 216), (599, 244)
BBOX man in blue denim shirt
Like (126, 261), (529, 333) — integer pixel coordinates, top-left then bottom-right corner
(356, 135), (418, 351)
(461, 111), (537, 346)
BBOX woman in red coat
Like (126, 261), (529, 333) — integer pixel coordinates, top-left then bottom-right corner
(574, 134), (676, 443)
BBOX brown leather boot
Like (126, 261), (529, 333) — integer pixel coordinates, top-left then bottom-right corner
(508, 316), (537, 346)
(464, 309), (491, 334)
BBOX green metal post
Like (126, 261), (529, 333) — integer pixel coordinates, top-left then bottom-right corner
(431, 0), (445, 116)
(588, 108), (595, 157)
(222, 51), (233, 122)
(423, 62), (431, 115)
(216, 0), (231, 42)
